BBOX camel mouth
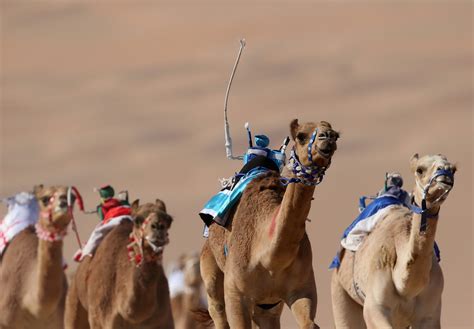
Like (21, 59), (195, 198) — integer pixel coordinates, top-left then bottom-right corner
(436, 180), (453, 190)
(54, 205), (69, 214)
(317, 148), (332, 159)
(145, 237), (167, 255)
(147, 236), (169, 248)
(436, 176), (453, 189)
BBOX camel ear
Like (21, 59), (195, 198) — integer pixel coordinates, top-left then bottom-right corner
(290, 119), (299, 140)
(33, 184), (44, 198)
(452, 164), (458, 174)
(319, 121), (332, 129)
(410, 153), (419, 172)
(131, 199), (140, 214)
(155, 199), (167, 213)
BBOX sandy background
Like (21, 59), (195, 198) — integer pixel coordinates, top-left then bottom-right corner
(1, 1), (472, 328)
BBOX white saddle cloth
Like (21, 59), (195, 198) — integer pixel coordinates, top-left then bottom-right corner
(341, 205), (398, 251)
(76, 215), (132, 261)
(0, 192), (39, 255)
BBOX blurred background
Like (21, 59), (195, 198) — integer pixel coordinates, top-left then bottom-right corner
(1, 1), (472, 327)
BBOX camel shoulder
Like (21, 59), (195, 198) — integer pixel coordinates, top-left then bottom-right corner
(239, 171), (285, 216)
(94, 219), (133, 260)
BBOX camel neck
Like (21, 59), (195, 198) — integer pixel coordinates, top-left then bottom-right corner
(262, 180), (315, 270)
(24, 237), (65, 316)
(120, 259), (162, 322)
(394, 193), (440, 298)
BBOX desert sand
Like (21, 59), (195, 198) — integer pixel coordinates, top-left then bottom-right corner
(1, 1), (472, 328)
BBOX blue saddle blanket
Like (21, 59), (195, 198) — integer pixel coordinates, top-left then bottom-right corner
(199, 167), (270, 227)
(329, 190), (440, 269)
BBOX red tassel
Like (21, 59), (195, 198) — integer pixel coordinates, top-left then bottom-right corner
(135, 254), (142, 264)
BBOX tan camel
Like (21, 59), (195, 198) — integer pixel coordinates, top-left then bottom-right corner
(200, 119), (339, 329)
(331, 154), (456, 328)
(65, 199), (174, 329)
(0, 185), (77, 329)
(169, 253), (207, 329)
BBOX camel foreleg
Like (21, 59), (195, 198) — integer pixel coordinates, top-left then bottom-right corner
(224, 276), (252, 329)
(330, 272), (366, 329)
(65, 279), (90, 329)
(286, 280), (319, 329)
(200, 242), (229, 329)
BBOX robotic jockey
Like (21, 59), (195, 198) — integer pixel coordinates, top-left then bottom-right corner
(96, 185), (131, 224)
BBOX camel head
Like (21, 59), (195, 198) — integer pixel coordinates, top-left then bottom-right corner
(128, 199), (173, 266)
(34, 185), (74, 231)
(410, 153), (457, 209)
(288, 119), (339, 184)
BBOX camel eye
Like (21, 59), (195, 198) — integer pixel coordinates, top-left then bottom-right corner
(416, 167), (424, 175)
(41, 196), (50, 206)
(296, 132), (308, 143)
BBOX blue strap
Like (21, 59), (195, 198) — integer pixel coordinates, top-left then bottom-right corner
(432, 169), (454, 180)
(224, 244), (229, 257)
(307, 129), (318, 164)
(358, 196), (367, 212)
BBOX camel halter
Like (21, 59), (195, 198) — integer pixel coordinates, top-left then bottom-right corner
(284, 128), (333, 186)
(35, 187), (84, 243)
(127, 215), (168, 268)
(409, 169), (454, 233)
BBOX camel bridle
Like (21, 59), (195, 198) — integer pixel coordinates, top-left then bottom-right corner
(410, 168), (454, 233)
(35, 187), (84, 243)
(285, 128), (335, 186)
(127, 214), (168, 268)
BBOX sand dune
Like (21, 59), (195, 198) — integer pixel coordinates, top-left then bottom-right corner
(1, 2), (472, 327)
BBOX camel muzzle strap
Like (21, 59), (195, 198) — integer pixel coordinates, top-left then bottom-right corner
(283, 149), (328, 186)
(411, 169), (454, 233)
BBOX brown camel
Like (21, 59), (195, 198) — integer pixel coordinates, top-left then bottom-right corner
(331, 154), (456, 328)
(200, 119), (339, 329)
(169, 253), (207, 329)
(65, 199), (174, 329)
(0, 185), (77, 329)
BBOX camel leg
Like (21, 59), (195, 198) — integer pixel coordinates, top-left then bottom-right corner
(286, 280), (319, 329)
(200, 242), (229, 329)
(252, 302), (283, 329)
(363, 270), (396, 329)
(65, 279), (90, 329)
(412, 263), (443, 329)
(331, 272), (366, 329)
(363, 301), (393, 329)
(411, 303), (441, 329)
(224, 273), (252, 329)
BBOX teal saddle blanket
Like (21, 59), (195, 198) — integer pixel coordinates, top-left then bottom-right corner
(199, 167), (269, 227)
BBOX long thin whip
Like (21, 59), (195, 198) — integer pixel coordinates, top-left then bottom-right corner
(224, 39), (246, 160)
